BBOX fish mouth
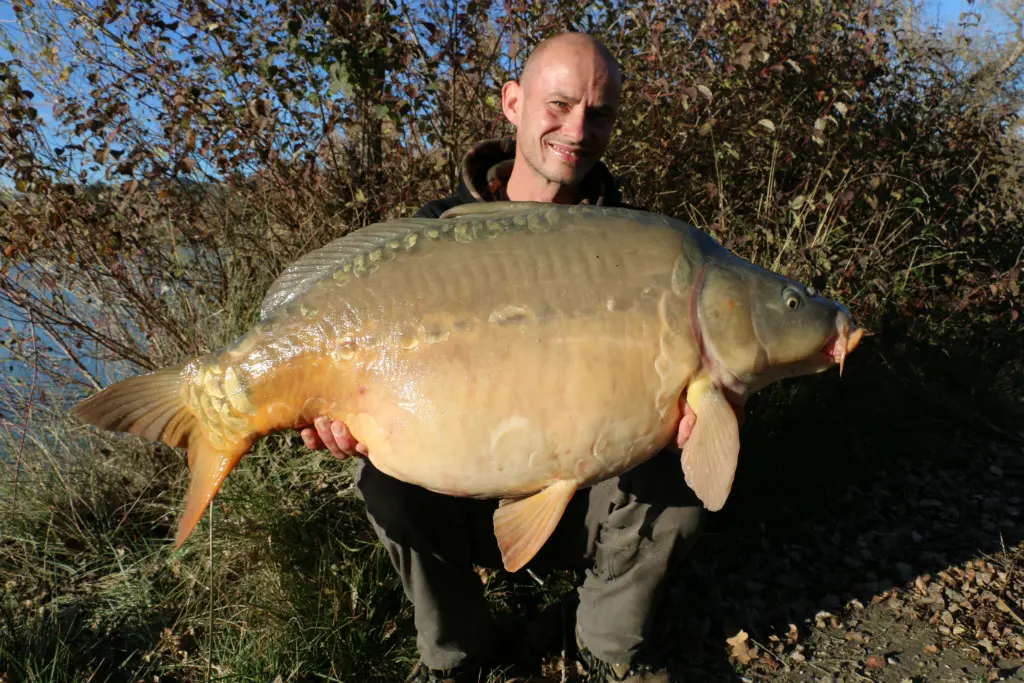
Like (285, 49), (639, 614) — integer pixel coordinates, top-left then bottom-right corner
(821, 325), (867, 376)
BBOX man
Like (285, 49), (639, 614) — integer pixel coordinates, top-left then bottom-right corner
(301, 33), (707, 683)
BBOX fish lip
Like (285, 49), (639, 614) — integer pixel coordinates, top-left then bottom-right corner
(819, 334), (842, 362)
(820, 325), (866, 376)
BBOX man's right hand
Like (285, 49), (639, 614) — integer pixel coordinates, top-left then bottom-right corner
(300, 416), (368, 459)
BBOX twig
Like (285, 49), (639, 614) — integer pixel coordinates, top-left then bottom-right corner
(560, 600), (568, 683)
(31, 314), (103, 392)
(207, 499), (215, 683)
(10, 310), (39, 511)
(749, 637), (788, 670)
(975, 416), (1024, 446)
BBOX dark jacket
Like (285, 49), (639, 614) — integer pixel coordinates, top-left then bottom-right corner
(414, 138), (635, 218)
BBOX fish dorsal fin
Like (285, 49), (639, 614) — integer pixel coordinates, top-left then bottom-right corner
(258, 218), (439, 321)
(439, 200), (683, 232)
(439, 200), (561, 219)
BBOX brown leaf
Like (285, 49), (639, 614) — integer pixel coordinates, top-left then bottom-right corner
(923, 644), (940, 654)
(866, 655), (887, 670)
(813, 610), (834, 629)
(726, 629), (759, 665)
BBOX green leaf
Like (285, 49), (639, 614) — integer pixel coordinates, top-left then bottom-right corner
(328, 62), (349, 96)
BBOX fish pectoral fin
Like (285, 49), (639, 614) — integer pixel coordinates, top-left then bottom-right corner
(681, 381), (740, 511)
(493, 480), (577, 573)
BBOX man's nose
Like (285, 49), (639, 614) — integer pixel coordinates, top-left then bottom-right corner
(562, 107), (586, 142)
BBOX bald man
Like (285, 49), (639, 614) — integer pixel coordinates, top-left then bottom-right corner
(301, 33), (701, 683)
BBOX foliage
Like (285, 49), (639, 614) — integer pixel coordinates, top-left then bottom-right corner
(1, 0), (1022, 679)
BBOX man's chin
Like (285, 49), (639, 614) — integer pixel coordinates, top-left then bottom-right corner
(542, 160), (591, 186)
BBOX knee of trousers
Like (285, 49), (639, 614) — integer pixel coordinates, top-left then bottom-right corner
(597, 500), (702, 580)
(590, 451), (705, 580)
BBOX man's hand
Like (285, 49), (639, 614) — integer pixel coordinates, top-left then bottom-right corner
(676, 397), (746, 449)
(300, 416), (368, 459)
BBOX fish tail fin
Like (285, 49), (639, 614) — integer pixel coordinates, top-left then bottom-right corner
(174, 433), (249, 548)
(72, 360), (253, 549)
(71, 362), (196, 448)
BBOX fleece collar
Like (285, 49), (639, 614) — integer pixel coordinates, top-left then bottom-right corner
(456, 138), (623, 206)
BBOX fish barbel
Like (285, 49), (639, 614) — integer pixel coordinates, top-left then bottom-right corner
(72, 202), (865, 571)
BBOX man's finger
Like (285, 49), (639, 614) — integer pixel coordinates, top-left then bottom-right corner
(314, 416), (342, 456)
(301, 426), (325, 450)
(330, 420), (357, 453)
(677, 413), (697, 448)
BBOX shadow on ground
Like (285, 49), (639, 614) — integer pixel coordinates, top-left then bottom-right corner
(650, 322), (1022, 681)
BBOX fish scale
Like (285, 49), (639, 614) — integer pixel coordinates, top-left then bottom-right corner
(71, 202), (865, 572)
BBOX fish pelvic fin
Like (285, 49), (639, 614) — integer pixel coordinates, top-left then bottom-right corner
(174, 432), (250, 549)
(681, 378), (740, 511)
(493, 479), (577, 573)
(71, 362), (196, 448)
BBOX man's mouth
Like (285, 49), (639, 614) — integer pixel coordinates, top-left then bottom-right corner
(547, 142), (585, 163)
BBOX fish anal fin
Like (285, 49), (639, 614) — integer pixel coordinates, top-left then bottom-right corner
(174, 433), (251, 549)
(681, 381), (740, 511)
(493, 480), (576, 573)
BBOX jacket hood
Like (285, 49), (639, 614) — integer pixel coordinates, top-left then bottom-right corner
(456, 138), (623, 207)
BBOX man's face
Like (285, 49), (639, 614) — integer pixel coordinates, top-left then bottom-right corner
(502, 44), (620, 188)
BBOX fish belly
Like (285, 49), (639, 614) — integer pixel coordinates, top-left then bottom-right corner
(352, 310), (684, 498)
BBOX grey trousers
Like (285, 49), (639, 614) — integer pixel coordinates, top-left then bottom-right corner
(354, 448), (703, 671)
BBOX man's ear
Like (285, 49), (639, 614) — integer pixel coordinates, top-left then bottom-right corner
(501, 81), (521, 127)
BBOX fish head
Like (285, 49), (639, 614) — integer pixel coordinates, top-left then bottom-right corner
(697, 256), (866, 396)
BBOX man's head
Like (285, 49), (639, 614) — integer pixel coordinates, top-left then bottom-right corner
(501, 32), (622, 202)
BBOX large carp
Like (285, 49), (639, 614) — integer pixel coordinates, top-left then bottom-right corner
(72, 202), (864, 572)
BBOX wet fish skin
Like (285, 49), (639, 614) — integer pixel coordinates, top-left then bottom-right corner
(71, 202), (864, 572)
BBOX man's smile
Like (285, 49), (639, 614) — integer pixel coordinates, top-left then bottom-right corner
(547, 141), (585, 163)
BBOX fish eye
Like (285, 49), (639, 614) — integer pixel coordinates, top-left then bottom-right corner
(782, 286), (803, 310)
